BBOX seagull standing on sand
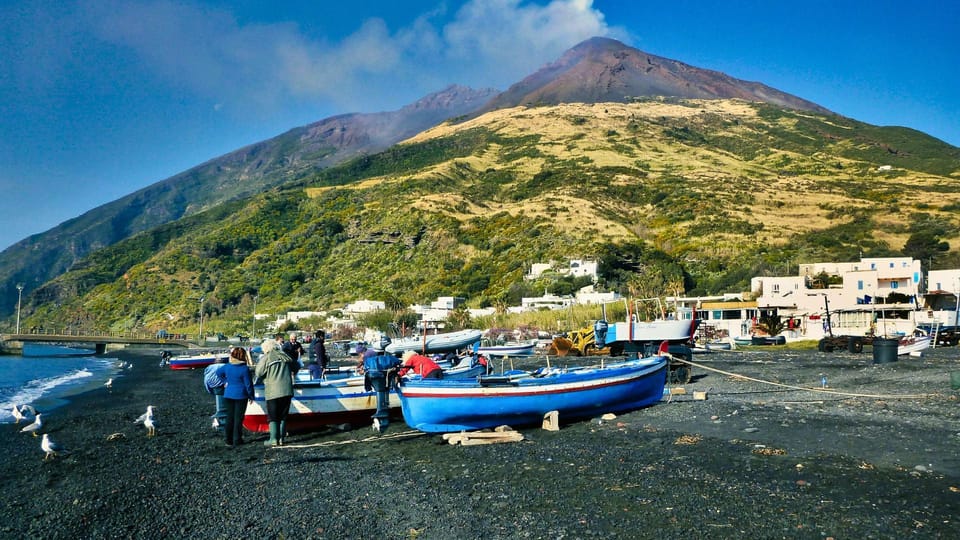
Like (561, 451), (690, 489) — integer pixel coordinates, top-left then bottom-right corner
(21, 413), (42, 437)
(105, 378), (113, 390)
(134, 406), (156, 436)
(41, 433), (67, 461)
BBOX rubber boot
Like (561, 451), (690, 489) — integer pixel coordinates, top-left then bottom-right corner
(263, 422), (278, 446)
(278, 420), (287, 446)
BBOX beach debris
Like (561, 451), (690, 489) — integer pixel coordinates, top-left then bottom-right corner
(134, 405), (156, 436)
(752, 446), (787, 456)
(673, 434), (702, 445)
(41, 433), (68, 461)
(443, 427), (524, 446)
(20, 413), (42, 437)
(106, 432), (125, 441)
(693, 391), (707, 400)
(542, 410), (559, 431)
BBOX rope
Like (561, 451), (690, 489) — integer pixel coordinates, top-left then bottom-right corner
(275, 429), (424, 449)
(669, 355), (936, 400)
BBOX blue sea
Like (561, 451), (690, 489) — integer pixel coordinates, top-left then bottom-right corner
(0, 344), (118, 423)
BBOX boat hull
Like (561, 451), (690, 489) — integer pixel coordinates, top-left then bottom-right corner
(398, 356), (668, 433)
(476, 342), (536, 357)
(168, 352), (229, 370)
(385, 329), (482, 355)
(243, 376), (399, 433)
(898, 335), (932, 356)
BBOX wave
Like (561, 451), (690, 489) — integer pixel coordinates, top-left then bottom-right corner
(0, 368), (94, 423)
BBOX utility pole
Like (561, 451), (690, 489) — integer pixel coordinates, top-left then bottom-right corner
(199, 296), (205, 341)
(16, 283), (24, 334)
(252, 295), (258, 340)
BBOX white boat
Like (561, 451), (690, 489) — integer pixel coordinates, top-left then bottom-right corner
(385, 329), (482, 355)
(166, 350), (230, 370)
(898, 333), (932, 356)
(245, 360), (488, 433)
(476, 341), (536, 357)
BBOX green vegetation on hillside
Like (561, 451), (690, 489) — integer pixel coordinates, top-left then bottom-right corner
(14, 100), (960, 336)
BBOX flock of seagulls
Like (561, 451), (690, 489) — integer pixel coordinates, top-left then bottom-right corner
(11, 383), (158, 460)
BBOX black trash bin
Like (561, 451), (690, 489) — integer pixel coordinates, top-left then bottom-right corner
(872, 337), (899, 364)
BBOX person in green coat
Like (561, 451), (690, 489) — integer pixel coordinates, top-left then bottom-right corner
(254, 337), (300, 446)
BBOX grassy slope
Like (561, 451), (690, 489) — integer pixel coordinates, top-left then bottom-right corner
(24, 100), (960, 333)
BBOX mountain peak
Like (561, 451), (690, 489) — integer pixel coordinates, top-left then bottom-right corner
(482, 36), (830, 114)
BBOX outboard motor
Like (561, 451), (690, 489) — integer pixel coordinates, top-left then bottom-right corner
(363, 337), (399, 433)
(594, 319), (609, 350)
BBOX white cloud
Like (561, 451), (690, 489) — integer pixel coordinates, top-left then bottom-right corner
(85, 0), (624, 114)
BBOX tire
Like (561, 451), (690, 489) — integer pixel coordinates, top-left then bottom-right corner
(670, 365), (691, 385)
(848, 338), (863, 354)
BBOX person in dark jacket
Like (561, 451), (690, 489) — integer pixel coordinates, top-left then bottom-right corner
(282, 332), (305, 364)
(216, 347), (255, 447)
(311, 330), (329, 375)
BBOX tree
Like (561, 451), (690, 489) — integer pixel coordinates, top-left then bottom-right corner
(755, 314), (786, 337)
(445, 305), (472, 331)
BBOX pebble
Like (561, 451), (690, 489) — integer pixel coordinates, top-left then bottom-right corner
(744, 427), (759, 433)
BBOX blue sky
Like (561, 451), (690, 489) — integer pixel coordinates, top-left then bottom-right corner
(1, 0), (958, 251)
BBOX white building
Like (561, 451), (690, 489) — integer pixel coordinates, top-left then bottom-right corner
(525, 259), (599, 282)
(343, 299), (386, 315)
(521, 293), (575, 311)
(753, 257), (924, 340)
(575, 286), (620, 305)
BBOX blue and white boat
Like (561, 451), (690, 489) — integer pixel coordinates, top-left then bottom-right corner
(397, 349), (669, 433)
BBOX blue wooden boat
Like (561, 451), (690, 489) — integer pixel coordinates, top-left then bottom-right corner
(397, 353), (668, 433)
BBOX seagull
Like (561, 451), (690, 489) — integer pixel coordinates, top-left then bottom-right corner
(104, 378), (113, 390)
(211, 417), (221, 430)
(134, 406), (156, 436)
(41, 433), (67, 461)
(21, 413), (42, 437)
(134, 405), (154, 424)
(11, 404), (35, 424)
(144, 415), (156, 437)
(372, 417), (382, 434)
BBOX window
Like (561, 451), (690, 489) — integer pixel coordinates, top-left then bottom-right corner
(891, 281), (899, 289)
(858, 280), (864, 290)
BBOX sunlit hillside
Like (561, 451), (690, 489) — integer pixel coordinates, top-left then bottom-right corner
(23, 99), (960, 334)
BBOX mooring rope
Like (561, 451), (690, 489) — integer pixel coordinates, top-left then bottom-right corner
(275, 429), (424, 449)
(669, 355), (936, 400)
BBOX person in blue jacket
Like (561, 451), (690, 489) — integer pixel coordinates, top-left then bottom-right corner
(203, 356), (228, 432)
(217, 347), (255, 447)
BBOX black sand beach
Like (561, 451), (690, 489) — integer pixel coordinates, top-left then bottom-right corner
(2, 346), (959, 539)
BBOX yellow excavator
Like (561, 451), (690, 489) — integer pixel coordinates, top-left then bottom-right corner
(548, 324), (612, 357)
